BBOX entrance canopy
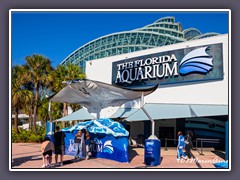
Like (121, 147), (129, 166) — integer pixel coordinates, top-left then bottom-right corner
(116, 103), (228, 121)
(50, 79), (158, 115)
(56, 108), (96, 122)
(110, 108), (139, 119)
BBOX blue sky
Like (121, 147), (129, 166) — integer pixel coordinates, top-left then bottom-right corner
(11, 11), (229, 68)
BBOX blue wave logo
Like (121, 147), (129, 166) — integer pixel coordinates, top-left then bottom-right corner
(103, 140), (114, 154)
(179, 46), (213, 75)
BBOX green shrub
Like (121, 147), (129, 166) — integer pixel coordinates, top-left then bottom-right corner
(29, 134), (42, 142)
(11, 125), (46, 143)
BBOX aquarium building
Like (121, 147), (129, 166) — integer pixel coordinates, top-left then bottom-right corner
(60, 17), (229, 150)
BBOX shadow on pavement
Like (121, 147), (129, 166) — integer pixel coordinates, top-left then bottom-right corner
(12, 155), (42, 167)
(190, 153), (202, 168)
(63, 160), (75, 165)
(134, 157), (163, 168)
(128, 147), (139, 162)
(211, 150), (225, 159)
(63, 156), (96, 165)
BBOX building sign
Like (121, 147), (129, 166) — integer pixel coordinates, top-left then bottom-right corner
(112, 43), (223, 87)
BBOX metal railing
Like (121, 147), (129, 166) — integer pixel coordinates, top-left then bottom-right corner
(164, 138), (178, 151)
(163, 138), (220, 155)
(195, 138), (220, 155)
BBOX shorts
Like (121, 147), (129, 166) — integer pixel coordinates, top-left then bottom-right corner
(43, 150), (52, 156)
(55, 145), (65, 155)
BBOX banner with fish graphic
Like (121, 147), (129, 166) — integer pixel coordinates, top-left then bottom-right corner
(112, 43), (223, 88)
(61, 118), (129, 162)
(89, 135), (129, 163)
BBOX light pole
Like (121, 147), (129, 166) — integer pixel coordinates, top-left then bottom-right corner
(45, 95), (55, 135)
(45, 95), (52, 122)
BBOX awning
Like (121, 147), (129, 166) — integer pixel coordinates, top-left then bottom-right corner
(126, 103), (228, 121)
(110, 108), (139, 119)
(56, 108), (96, 122)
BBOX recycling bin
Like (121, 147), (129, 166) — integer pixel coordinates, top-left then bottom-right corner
(144, 139), (161, 166)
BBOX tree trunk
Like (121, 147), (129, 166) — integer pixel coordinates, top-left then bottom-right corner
(29, 116), (33, 131)
(28, 116), (31, 130)
(28, 109), (32, 130)
(30, 100), (34, 130)
(33, 84), (39, 133)
(14, 108), (19, 134)
(44, 118), (47, 129)
(62, 103), (68, 128)
(33, 101), (37, 132)
(30, 116), (33, 131)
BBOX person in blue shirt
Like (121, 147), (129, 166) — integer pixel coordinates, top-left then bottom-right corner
(177, 131), (187, 160)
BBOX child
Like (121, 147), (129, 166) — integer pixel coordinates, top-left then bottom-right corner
(41, 136), (55, 168)
(74, 131), (82, 159)
(80, 129), (90, 160)
(44, 154), (50, 167)
(177, 131), (187, 161)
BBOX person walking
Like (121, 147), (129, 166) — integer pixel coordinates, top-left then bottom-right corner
(74, 130), (82, 159)
(54, 126), (66, 166)
(177, 131), (187, 161)
(185, 130), (194, 158)
(80, 128), (90, 160)
(41, 137), (55, 168)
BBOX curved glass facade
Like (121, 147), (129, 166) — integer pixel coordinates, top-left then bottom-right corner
(61, 17), (220, 71)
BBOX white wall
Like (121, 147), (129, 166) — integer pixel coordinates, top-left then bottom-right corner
(86, 34), (229, 114)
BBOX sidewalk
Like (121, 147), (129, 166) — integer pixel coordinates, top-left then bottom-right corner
(11, 143), (225, 169)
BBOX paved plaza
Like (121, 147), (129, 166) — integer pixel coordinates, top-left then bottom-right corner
(11, 143), (225, 169)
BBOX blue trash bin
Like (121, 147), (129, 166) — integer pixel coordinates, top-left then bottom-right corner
(144, 139), (161, 166)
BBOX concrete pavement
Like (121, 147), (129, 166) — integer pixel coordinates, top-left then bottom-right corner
(11, 143), (226, 169)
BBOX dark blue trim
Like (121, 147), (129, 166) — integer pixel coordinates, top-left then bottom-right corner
(114, 77), (224, 89)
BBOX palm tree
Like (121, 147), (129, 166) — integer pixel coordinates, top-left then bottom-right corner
(69, 103), (81, 112)
(23, 54), (53, 133)
(49, 63), (86, 127)
(12, 65), (27, 133)
(51, 102), (64, 121)
(38, 97), (50, 128)
(63, 63), (86, 118)
(21, 89), (34, 130)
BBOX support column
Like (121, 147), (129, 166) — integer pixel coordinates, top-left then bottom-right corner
(225, 121), (229, 161)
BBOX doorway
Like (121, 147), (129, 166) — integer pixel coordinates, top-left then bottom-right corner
(159, 126), (175, 147)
